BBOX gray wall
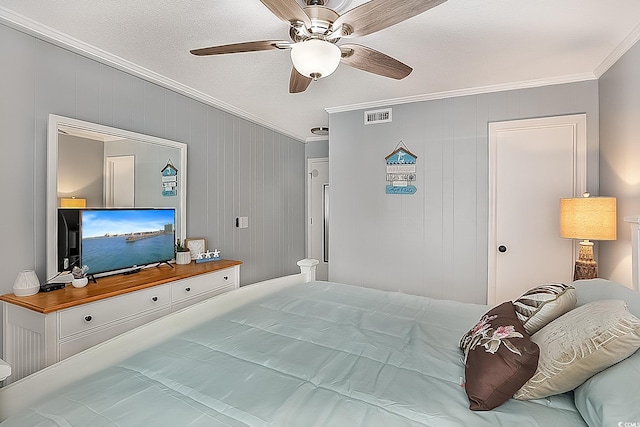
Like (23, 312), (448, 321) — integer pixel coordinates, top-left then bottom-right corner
(599, 40), (640, 287)
(0, 22), (305, 302)
(58, 134), (104, 206)
(329, 81), (599, 304)
(104, 138), (182, 211)
(305, 139), (329, 160)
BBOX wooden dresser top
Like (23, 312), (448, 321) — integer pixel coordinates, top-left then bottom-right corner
(0, 260), (242, 314)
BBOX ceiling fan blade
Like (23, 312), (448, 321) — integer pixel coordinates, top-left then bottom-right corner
(190, 40), (291, 56)
(260, 0), (311, 27)
(340, 44), (412, 80)
(289, 68), (312, 93)
(334, 0), (447, 38)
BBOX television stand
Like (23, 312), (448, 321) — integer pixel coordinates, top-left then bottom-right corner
(155, 260), (174, 269)
(0, 260), (241, 384)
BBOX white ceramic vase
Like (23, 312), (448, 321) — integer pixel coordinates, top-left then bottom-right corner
(13, 270), (40, 296)
(176, 251), (191, 265)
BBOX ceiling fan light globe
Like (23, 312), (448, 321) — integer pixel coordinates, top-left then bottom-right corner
(290, 39), (341, 79)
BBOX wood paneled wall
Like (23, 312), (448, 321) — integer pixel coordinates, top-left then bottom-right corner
(329, 82), (599, 304)
(0, 22), (306, 301)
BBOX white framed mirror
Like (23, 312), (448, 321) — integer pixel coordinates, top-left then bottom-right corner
(47, 114), (187, 279)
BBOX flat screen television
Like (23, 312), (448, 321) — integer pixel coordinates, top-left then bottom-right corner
(77, 208), (176, 277)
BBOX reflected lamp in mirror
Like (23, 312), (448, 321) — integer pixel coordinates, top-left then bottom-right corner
(560, 193), (617, 280)
(13, 270), (40, 297)
(60, 197), (86, 208)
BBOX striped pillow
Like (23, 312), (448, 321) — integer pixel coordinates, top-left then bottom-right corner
(513, 283), (576, 335)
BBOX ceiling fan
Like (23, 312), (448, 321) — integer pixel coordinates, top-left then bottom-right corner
(190, 0), (447, 93)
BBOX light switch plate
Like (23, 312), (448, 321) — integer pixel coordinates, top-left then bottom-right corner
(236, 216), (249, 228)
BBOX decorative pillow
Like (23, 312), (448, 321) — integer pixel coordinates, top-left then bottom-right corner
(515, 299), (640, 400)
(513, 283), (576, 335)
(461, 301), (540, 410)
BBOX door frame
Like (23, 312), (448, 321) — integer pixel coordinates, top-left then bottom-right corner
(487, 114), (587, 304)
(105, 155), (135, 208)
(307, 157), (329, 276)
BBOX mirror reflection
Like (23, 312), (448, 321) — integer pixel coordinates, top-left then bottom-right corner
(47, 115), (187, 278)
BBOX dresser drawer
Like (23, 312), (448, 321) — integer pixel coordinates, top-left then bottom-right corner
(58, 285), (171, 339)
(171, 283), (236, 312)
(171, 269), (235, 304)
(59, 306), (171, 359)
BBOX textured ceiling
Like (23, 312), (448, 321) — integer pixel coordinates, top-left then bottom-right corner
(1, 0), (640, 141)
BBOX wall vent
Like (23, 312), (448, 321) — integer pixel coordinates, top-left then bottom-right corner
(364, 108), (392, 124)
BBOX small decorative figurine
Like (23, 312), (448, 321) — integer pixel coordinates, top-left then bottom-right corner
(195, 248), (222, 263)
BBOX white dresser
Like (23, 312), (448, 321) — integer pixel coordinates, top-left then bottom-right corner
(1, 260), (241, 384)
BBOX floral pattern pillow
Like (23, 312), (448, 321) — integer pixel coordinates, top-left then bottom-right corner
(460, 301), (540, 410)
(461, 311), (524, 363)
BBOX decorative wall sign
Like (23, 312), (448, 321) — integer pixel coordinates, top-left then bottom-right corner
(161, 160), (178, 197)
(385, 141), (417, 195)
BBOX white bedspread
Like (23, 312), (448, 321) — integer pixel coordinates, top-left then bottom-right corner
(1, 281), (587, 426)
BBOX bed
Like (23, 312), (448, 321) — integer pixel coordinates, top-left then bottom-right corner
(0, 259), (638, 426)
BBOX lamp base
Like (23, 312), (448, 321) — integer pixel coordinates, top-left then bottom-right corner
(573, 240), (597, 281)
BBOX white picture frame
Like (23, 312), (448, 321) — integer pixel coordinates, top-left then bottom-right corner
(184, 238), (207, 260)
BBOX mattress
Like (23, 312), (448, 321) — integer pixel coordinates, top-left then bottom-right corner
(1, 281), (587, 426)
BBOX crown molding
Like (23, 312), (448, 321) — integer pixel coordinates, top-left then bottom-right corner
(594, 21), (640, 78)
(325, 73), (597, 114)
(0, 7), (307, 143)
(304, 136), (329, 143)
(4, 5), (627, 140)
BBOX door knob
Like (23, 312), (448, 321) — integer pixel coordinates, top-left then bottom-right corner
(498, 245), (507, 253)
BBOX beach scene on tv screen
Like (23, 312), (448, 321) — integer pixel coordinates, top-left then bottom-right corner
(81, 209), (175, 274)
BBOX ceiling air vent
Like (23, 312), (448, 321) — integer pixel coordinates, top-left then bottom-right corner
(364, 108), (392, 125)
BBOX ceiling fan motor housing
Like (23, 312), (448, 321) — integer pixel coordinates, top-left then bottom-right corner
(289, 5), (340, 41)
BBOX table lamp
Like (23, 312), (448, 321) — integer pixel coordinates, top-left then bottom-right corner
(560, 193), (616, 280)
(60, 197), (86, 208)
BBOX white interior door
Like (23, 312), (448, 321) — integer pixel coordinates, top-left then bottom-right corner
(308, 158), (329, 280)
(488, 115), (587, 304)
(105, 155), (135, 207)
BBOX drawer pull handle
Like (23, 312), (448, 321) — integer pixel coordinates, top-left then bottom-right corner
(185, 287), (191, 292)
(84, 315), (92, 322)
(224, 276), (229, 281)
(152, 296), (158, 302)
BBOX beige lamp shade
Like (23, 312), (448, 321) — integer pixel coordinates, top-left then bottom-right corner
(60, 197), (86, 208)
(560, 196), (617, 241)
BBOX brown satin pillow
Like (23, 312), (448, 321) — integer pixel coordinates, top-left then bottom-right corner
(462, 301), (540, 410)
